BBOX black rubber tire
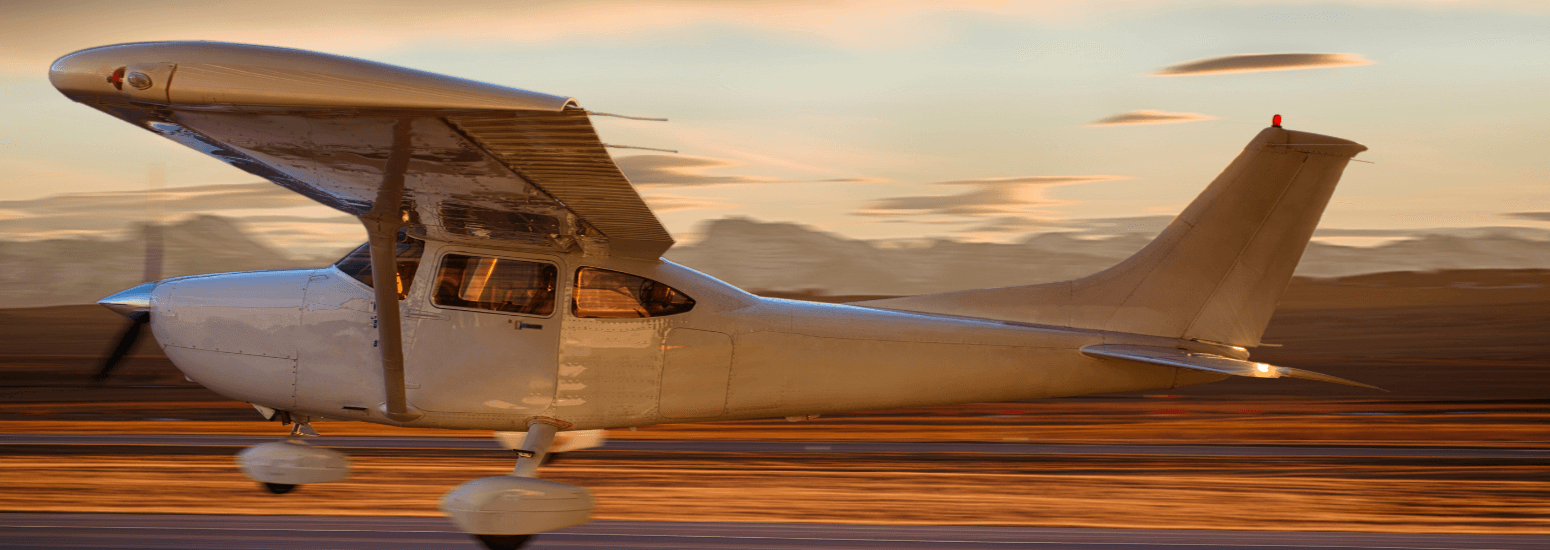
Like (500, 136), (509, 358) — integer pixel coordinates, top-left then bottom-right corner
(474, 534), (534, 549)
(262, 482), (297, 495)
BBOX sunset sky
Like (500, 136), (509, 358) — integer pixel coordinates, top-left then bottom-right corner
(2, 0), (1547, 256)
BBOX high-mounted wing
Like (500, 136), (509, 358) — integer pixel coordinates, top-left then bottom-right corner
(50, 41), (673, 260)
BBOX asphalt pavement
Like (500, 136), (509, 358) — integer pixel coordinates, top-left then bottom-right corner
(3, 513), (1547, 550)
(2, 434), (1545, 458)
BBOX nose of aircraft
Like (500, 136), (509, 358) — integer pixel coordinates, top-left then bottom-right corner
(98, 281), (157, 319)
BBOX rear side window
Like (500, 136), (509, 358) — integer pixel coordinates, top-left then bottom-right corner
(573, 267), (694, 319)
(432, 254), (557, 316)
(334, 231), (424, 300)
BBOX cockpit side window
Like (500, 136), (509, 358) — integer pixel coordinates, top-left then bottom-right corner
(334, 230), (424, 300)
(432, 254), (557, 316)
(572, 267), (695, 319)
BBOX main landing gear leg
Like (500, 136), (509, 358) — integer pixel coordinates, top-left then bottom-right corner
(441, 419), (596, 550)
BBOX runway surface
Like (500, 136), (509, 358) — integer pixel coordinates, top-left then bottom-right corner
(4, 513), (1547, 550)
(3, 434), (1545, 458)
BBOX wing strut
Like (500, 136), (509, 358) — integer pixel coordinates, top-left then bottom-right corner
(365, 118), (422, 423)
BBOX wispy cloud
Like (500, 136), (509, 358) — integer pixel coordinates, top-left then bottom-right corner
(0, 1), (1112, 75)
(859, 175), (1126, 218)
(618, 155), (780, 187)
(640, 193), (741, 213)
(1152, 53), (1374, 77)
(1088, 110), (1215, 127)
(1505, 211), (1550, 222)
(618, 154), (879, 187)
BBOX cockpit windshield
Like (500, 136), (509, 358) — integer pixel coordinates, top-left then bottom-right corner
(334, 230), (425, 299)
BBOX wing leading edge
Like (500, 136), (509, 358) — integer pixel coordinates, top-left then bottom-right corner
(51, 41), (673, 260)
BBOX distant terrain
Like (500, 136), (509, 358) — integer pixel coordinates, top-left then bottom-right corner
(670, 218), (1550, 296)
(0, 216), (329, 309)
(3, 215), (1550, 307)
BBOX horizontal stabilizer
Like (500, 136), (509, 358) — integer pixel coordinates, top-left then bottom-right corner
(1080, 344), (1383, 391)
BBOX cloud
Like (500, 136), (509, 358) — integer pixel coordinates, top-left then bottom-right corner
(8, 2), (1543, 77)
(617, 154), (879, 187)
(0, 1), (1096, 75)
(618, 155), (781, 187)
(1504, 211), (1550, 222)
(860, 175), (1125, 218)
(1152, 53), (1374, 77)
(640, 193), (741, 213)
(1088, 110), (1215, 127)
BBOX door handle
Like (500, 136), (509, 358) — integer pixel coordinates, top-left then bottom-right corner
(517, 322), (543, 330)
(406, 310), (449, 321)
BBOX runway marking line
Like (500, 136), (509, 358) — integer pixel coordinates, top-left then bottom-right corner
(0, 524), (1518, 549)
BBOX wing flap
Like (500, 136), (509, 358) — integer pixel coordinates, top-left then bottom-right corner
(449, 113), (673, 259)
(1080, 344), (1384, 391)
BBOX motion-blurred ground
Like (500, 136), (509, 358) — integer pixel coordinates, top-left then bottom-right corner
(0, 269), (1546, 533)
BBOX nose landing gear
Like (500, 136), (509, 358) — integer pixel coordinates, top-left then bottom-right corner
(235, 420), (349, 494)
(442, 420), (596, 550)
(262, 482), (297, 495)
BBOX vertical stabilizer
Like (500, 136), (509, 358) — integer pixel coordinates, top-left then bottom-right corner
(858, 126), (1367, 347)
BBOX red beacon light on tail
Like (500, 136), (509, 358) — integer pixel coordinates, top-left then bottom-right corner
(1272, 114), (1283, 128)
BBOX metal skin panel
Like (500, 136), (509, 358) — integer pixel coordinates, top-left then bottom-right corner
(725, 333), (1172, 417)
(150, 270), (310, 411)
(720, 299), (1187, 418)
(50, 42), (574, 112)
(155, 269), (310, 359)
(449, 113), (674, 259)
(402, 244), (564, 418)
(165, 112), (582, 244)
(50, 41), (674, 260)
(294, 268), (386, 418)
(551, 259), (755, 429)
(659, 329), (734, 419)
(163, 347), (297, 410)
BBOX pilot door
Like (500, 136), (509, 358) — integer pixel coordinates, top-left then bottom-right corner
(403, 248), (562, 416)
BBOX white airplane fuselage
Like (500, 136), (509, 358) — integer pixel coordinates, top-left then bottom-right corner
(152, 239), (1226, 432)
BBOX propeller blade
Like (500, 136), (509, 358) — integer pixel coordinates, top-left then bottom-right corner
(94, 311), (149, 382)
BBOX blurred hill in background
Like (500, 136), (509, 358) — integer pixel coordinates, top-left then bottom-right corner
(668, 218), (1550, 296)
(0, 216), (336, 308)
(3, 214), (1550, 307)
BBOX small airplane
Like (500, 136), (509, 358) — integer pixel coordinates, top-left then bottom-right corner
(52, 42), (1376, 550)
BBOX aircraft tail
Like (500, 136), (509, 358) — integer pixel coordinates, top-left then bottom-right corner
(858, 125), (1367, 348)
